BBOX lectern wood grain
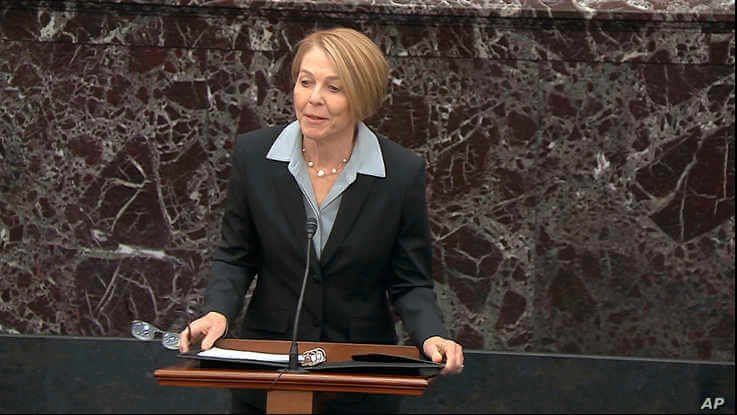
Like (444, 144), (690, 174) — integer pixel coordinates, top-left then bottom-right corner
(154, 339), (431, 414)
(154, 362), (429, 395)
(266, 390), (313, 414)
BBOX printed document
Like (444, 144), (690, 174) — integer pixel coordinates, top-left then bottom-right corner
(197, 347), (303, 363)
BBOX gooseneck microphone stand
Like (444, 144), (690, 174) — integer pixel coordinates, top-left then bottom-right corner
(286, 218), (318, 372)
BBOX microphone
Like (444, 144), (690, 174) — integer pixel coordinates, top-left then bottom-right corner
(287, 217), (318, 371)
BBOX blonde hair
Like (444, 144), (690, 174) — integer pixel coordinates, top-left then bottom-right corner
(291, 27), (389, 121)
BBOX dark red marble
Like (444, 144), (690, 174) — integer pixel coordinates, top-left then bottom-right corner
(0, 1), (733, 362)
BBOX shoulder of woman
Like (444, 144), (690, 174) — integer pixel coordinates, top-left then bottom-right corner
(232, 124), (289, 158)
(376, 135), (425, 173)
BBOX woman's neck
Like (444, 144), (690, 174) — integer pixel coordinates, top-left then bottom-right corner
(302, 126), (356, 167)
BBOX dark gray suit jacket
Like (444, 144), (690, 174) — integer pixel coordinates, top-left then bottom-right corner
(204, 124), (448, 348)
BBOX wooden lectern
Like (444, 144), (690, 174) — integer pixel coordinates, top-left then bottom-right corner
(154, 339), (434, 414)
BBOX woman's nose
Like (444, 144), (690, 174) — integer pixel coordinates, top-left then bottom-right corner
(308, 86), (323, 103)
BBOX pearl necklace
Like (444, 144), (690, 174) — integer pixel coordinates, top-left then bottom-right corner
(302, 148), (349, 177)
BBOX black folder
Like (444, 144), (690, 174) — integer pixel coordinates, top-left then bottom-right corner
(310, 353), (443, 376)
(178, 350), (443, 376)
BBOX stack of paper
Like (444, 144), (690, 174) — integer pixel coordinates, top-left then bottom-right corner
(197, 347), (303, 363)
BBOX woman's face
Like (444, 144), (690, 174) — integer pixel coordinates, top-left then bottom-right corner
(293, 47), (355, 143)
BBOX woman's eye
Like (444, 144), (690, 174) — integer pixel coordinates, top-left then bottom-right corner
(300, 79), (312, 87)
(328, 85), (341, 92)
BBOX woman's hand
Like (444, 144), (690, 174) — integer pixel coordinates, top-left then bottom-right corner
(178, 311), (228, 353)
(422, 336), (464, 375)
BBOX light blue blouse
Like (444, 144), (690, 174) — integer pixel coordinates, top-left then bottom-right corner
(265, 121), (386, 259)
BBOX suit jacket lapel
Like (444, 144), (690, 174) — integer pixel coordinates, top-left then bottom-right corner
(320, 174), (377, 268)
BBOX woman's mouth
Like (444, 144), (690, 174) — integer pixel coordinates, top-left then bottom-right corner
(304, 113), (328, 122)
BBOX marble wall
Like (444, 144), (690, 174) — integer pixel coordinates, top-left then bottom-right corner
(0, 0), (734, 361)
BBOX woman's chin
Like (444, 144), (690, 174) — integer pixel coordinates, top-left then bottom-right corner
(300, 125), (329, 141)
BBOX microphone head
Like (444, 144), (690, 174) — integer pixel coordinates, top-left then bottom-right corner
(306, 218), (318, 239)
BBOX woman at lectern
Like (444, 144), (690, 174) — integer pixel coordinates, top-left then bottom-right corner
(180, 27), (463, 413)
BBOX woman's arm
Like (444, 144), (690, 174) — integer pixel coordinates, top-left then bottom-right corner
(388, 158), (464, 374)
(204, 139), (261, 324)
(180, 137), (262, 352)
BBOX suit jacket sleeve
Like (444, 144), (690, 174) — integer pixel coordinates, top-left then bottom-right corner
(389, 158), (450, 347)
(204, 138), (261, 324)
